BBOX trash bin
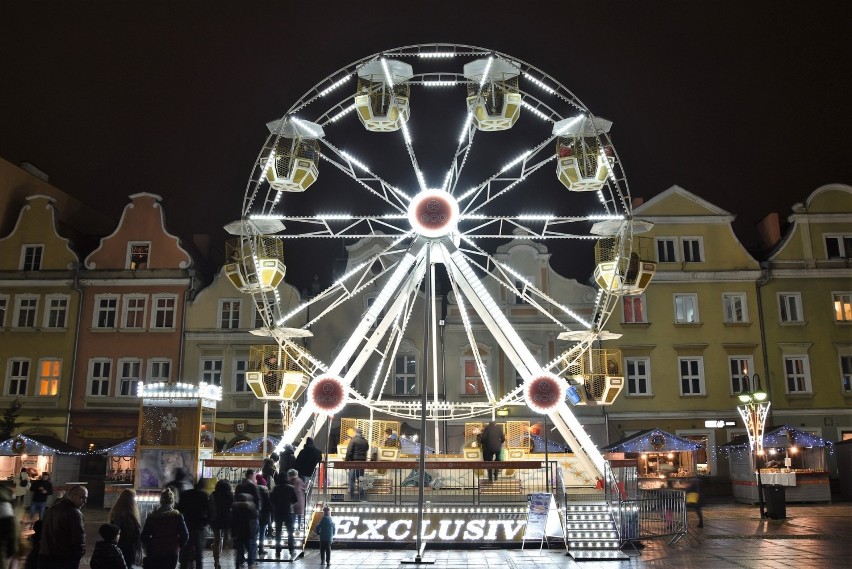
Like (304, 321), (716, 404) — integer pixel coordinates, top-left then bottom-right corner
(763, 484), (786, 519)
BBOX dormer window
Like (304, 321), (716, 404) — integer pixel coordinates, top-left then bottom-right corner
(825, 235), (852, 259)
(128, 242), (150, 270)
(21, 244), (43, 271)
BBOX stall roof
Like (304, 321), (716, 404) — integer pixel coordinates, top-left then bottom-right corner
(0, 434), (86, 456)
(721, 425), (833, 449)
(98, 438), (136, 457)
(225, 436), (281, 454)
(602, 429), (702, 453)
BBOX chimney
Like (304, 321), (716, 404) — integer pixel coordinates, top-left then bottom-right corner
(632, 197), (644, 208)
(756, 212), (781, 250)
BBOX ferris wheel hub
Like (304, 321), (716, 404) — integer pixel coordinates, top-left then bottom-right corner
(407, 189), (459, 238)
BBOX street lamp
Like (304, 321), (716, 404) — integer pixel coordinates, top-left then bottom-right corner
(736, 373), (770, 518)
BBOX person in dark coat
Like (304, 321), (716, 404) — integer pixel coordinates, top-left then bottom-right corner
(209, 480), (233, 569)
(234, 470), (260, 508)
(316, 507), (336, 566)
(480, 421), (505, 482)
(269, 473), (297, 561)
(165, 467), (193, 504)
(39, 484), (87, 569)
(140, 489), (189, 569)
(294, 437), (323, 484)
(261, 453), (279, 491)
(29, 471), (54, 521)
(255, 475), (273, 557)
(0, 486), (19, 569)
(24, 519), (42, 569)
(230, 494), (258, 568)
(280, 445), (296, 477)
(90, 523), (128, 569)
(344, 428), (369, 500)
(177, 478), (210, 569)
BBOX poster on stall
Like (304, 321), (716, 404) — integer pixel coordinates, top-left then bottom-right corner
(524, 492), (563, 542)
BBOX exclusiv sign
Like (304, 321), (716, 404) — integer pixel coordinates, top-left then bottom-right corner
(312, 510), (529, 543)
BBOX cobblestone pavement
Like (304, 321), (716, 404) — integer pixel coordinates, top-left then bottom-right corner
(15, 500), (852, 568)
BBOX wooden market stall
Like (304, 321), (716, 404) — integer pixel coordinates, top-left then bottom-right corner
(602, 429), (703, 490)
(0, 434), (86, 504)
(724, 424), (832, 504)
(99, 437), (136, 509)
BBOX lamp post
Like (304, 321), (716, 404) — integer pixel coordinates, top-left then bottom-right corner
(736, 373), (770, 518)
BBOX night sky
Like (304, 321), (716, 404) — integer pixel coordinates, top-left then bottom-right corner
(2, 0), (851, 292)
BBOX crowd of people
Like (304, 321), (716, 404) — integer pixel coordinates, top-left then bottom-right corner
(2, 437), (331, 569)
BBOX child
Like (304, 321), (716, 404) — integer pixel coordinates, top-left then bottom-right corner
(316, 506), (336, 566)
(90, 523), (128, 569)
(24, 520), (42, 569)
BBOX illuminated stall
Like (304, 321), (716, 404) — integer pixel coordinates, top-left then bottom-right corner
(602, 429), (703, 489)
(0, 434), (86, 495)
(724, 424), (832, 504)
(100, 437), (137, 509)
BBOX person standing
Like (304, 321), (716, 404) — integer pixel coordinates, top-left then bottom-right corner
(0, 486), (19, 569)
(294, 437), (323, 485)
(108, 489), (141, 569)
(29, 472), (54, 521)
(39, 484), (88, 569)
(89, 524), (128, 569)
(14, 467), (30, 508)
(344, 428), (369, 501)
(234, 470), (260, 509)
(269, 473), (297, 561)
(686, 477), (704, 528)
(255, 475), (273, 557)
(481, 421), (505, 482)
(316, 506), (335, 567)
(140, 489), (188, 569)
(165, 468), (193, 505)
(287, 470), (306, 531)
(280, 445), (296, 478)
(176, 478), (210, 569)
(261, 453), (279, 491)
(208, 479), (234, 569)
(230, 494), (258, 568)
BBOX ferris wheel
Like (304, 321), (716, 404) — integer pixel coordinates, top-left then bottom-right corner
(226, 44), (655, 477)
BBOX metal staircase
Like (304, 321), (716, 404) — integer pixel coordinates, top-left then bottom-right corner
(564, 501), (628, 561)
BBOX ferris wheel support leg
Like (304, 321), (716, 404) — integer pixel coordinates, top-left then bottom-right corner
(549, 403), (605, 479)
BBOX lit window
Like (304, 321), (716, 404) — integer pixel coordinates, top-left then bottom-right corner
(148, 359), (171, 382)
(824, 235), (852, 259)
(463, 358), (486, 395)
(201, 358), (223, 386)
(394, 355), (417, 395)
(152, 295), (177, 329)
(674, 294), (699, 323)
(94, 295), (118, 328)
(655, 238), (677, 262)
(7, 359), (30, 396)
(38, 359), (61, 396)
(123, 295), (147, 329)
(840, 355), (852, 393)
(44, 295), (69, 328)
(14, 295), (38, 328)
(778, 293), (803, 323)
(219, 299), (241, 329)
(128, 242), (150, 270)
(728, 356), (754, 395)
(623, 295), (646, 323)
(625, 357), (651, 395)
(21, 244), (43, 271)
(678, 357), (705, 395)
(784, 356), (811, 394)
(833, 293), (852, 322)
(234, 358), (249, 392)
(723, 293), (748, 323)
(681, 238), (703, 262)
(88, 359), (111, 396)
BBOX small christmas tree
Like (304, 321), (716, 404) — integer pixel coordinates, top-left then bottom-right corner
(0, 397), (23, 440)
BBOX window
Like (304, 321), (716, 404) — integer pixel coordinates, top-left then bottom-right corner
(128, 242), (150, 269)
(674, 294), (699, 323)
(625, 357), (651, 395)
(201, 358), (223, 386)
(840, 355), (852, 393)
(514, 280), (528, 304)
(394, 355), (417, 395)
(234, 358), (248, 392)
(365, 294), (385, 331)
(7, 359), (29, 396)
(123, 295), (147, 329)
(152, 295), (177, 329)
(14, 295), (38, 328)
(94, 295), (118, 328)
(38, 359), (61, 396)
(723, 293), (748, 323)
(678, 357), (705, 395)
(656, 238), (677, 262)
(219, 299), (241, 329)
(0, 295), (7, 327)
(463, 358), (486, 395)
(254, 308), (265, 329)
(784, 356), (811, 394)
(681, 238), (703, 262)
(148, 359), (171, 382)
(623, 295), (647, 323)
(117, 359), (141, 396)
(778, 293), (803, 323)
(728, 356), (754, 395)
(825, 235), (852, 259)
(20, 244), (43, 271)
(44, 295), (69, 328)
(88, 359), (111, 396)
(833, 293), (852, 322)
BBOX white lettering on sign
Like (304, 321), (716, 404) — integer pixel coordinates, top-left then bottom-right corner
(358, 519), (388, 540)
(388, 519), (412, 540)
(462, 520), (485, 540)
(325, 514), (527, 542)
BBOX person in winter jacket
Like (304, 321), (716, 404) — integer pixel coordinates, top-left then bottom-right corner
(209, 479), (233, 569)
(345, 428), (369, 500)
(29, 471), (53, 520)
(109, 489), (141, 569)
(39, 484), (88, 569)
(294, 437), (323, 484)
(316, 507), (336, 566)
(24, 519), (42, 569)
(480, 421), (505, 482)
(140, 489), (188, 569)
(14, 467), (30, 507)
(287, 469), (306, 531)
(0, 486), (19, 569)
(165, 467), (193, 504)
(234, 470), (260, 509)
(230, 493), (258, 568)
(90, 523), (128, 569)
(255, 477), (273, 557)
(177, 478), (210, 569)
(261, 453), (278, 491)
(270, 473), (297, 561)
(280, 445), (296, 478)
